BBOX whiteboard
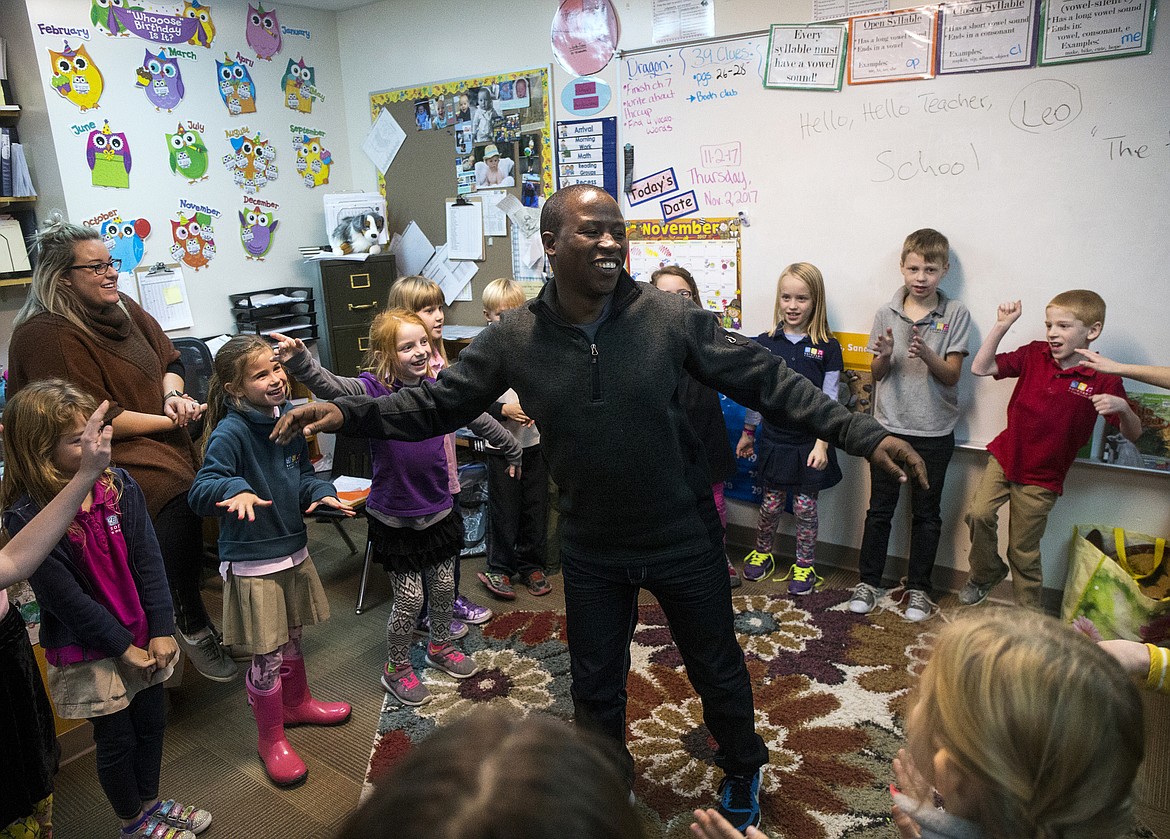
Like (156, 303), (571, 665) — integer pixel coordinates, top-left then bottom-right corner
(619, 32), (1170, 447)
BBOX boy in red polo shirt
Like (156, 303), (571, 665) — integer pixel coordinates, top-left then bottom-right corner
(960, 290), (1141, 610)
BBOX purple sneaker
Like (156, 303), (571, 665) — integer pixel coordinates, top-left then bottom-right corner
(453, 594), (493, 625)
(413, 616), (469, 640)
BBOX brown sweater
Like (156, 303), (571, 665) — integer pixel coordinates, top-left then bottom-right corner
(8, 295), (199, 518)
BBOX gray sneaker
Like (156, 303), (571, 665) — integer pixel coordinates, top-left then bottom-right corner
(903, 589), (934, 622)
(849, 582), (882, 614)
(958, 574), (1006, 606)
(177, 629), (239, 682)
(425, 644), (479, 679)
(381, 663), (432, 706)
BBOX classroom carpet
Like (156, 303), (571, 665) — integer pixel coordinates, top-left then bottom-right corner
(364, 588), (976, 839)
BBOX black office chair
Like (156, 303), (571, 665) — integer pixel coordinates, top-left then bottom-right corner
(172, 337), (214, 443)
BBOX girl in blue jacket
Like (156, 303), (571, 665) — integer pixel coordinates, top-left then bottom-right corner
(2, 380), (211, 839)
(189, 335), (351, 788)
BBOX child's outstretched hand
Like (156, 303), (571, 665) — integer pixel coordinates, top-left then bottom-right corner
(1073, 348), (1121, 375)
(690, 808), (770, 839)
(80, 400), (114, 482)
(872, 327), (895, 360)
(218, 492), (273, 521)
(306, 496), (356, 517)
(1091, 393), (1129, 417)
(890, 747), (930, 839)
(736, 431), (755, 459)
(995, 300), (1022, 327)
(269, 331), (308, 363)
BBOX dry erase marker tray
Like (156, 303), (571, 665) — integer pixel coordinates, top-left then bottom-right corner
(229, 286), (314, 322)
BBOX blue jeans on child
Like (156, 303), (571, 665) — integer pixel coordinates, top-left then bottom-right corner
(562, 545), (768, 784)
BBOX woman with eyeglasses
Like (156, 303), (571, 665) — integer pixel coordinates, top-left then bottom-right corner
(6, 211), (238, 684)
(649, 266), (743, 589)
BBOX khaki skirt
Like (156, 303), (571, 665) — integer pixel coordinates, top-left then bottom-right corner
(222, 556), (330, 656)
(47, 654), (174, 720)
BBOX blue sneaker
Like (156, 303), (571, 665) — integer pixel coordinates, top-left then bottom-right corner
(741, 551), (774, 583)
(716, 769), (762, 833)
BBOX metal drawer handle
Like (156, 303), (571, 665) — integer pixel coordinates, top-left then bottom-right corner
(348, 301), (377, 311)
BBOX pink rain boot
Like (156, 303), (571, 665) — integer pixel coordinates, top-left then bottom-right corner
(281, 654), (351, 726)
(247, 676), (308, 787)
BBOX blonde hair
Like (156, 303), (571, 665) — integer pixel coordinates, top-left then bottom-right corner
(907, 609), (1143, 839)
(202, 335), (286, 457)
(900, 228), (950, 266)
(482, 277), (525, 313)
(0, 379), (117, 511)
(365, 308), (434, 385)
(388, 275), (448, 365)
(1048, 289), (1106, 329)
(770, 262), (832, 343)
(14, 211), (112, 336)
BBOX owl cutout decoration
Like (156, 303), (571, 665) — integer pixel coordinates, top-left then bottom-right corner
(281, 57), (318, 113)
(48, 42), (104, 112)
(183, 0), (216, 47)
(100, 216), (151, 275)
(135, 49), (185, 111)
(166, 124), (209, 183)
(292, 134), (331, 188)
(215, 54), (256, 116)
(222, 132), (278, 194)
(91, 0), (141, 37)
(239, 205), (278, 260)
(87, 121), (131, 189)
(245, 3), (282, 61)
(170, 211), (216, 271)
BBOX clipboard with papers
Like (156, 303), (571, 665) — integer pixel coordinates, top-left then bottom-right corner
(133, 262), (194, 332)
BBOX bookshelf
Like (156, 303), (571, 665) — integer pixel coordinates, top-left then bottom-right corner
(0, 103), (35, 287)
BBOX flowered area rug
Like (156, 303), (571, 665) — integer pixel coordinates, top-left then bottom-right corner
(364, 589), (940, 838)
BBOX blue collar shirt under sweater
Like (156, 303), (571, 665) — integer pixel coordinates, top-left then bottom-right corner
(188, 402), (338, 564)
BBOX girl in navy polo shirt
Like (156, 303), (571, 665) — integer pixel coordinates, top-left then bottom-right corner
(736, 263), (843, 595)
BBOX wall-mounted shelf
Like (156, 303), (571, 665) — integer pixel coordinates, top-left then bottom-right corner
(0, 195), (36, 206)
(0, 275), (32, 288)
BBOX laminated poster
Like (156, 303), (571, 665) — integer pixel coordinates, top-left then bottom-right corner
(109, 4), (217, 48)
(169, 209), (217, 271)
(135, 48), (186, 111)
(281, 57), (323, 113)
(240, 200), (280, 260)
(222, 128), (278, 193)
(245, 3), (284, 61)
(166, 121), (210, 183)
(847, 8), (939, 84)
(99, 215), (152, 275)
(215, 54), (257, 116)
(293, 132), (332, 188)
(86, 121), (132, 190)
(48, 41), (104, 112)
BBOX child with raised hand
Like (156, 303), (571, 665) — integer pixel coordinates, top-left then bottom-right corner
(188, 335), (352, 788)
(892, 608), (1143, 839)
(275, 309), (515, 706)
(388, 275), (513, 627)
(1, 381), (211, 839)
(850, 229), (970, 622)
(0, 399), (110, 839)
(476, 277), (553, 600)
(651, 266), (742, 588)
(735, 263), (843, 595)
(961, 292), (1140, 610)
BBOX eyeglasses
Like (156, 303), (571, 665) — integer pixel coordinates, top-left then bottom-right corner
(675, 290), (693, 299)
(68, 259), (122, 275)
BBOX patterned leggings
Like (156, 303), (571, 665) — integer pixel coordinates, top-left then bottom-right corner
(387, 558), (456, 668)
(755, 490), (819, 565)
(249, 625), (303, 691)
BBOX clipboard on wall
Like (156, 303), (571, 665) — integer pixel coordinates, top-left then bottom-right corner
(133, 262), (194, 332)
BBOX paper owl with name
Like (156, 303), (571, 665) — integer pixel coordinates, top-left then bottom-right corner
(91, 0), (142, 37)
(170, 212), (215, 271)
(100, 217), (151, 274)
(223, 132), (277, 194)
(215, 54), (256, 116)
(293, 134), (331, 188)
(239, 206), (279, 260)
(245, 3), (283, 61)
(87, 121), (131, 189)
(281, 57), (317, 113)
(135, 48), (185, 111)
(183, 0), (216, 47)
(166, 124), (209, 183)
(48, 42), (104, 112)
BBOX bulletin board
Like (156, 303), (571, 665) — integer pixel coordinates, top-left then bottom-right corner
(368, 67), (553, 324)
(618, 28), (1170, 451)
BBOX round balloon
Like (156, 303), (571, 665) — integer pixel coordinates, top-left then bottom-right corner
(550, 0), (620, 76)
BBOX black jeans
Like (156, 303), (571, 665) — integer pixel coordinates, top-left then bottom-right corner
(90, 683), (166, 820)
(153, 493), (211, 636)
(857, 431), (955, 593)
(486, 445), (548, 578)
(562, 546), (768, 782)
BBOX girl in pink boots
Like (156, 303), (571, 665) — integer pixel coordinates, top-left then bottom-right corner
(189, 336), (353, 787)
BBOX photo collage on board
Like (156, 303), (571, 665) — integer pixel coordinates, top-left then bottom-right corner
(415, 74), (543, 206)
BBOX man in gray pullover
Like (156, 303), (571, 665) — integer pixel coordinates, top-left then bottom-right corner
(274, 185), (926, 833)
